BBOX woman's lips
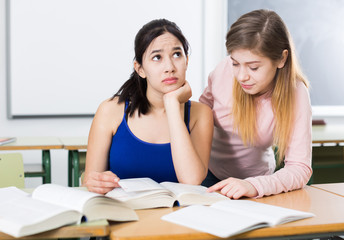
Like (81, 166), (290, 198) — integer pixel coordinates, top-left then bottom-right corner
(241, 83), (253, 89)
(163, 77), (178, 84)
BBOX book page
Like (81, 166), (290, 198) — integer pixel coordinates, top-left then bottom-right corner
(31, 184), (101, 212)
(106, 178), (176, 209)
(162, 205), (267, 238)
(160, 182), (227, 205)
(0, 187), (29, 204)
(118, 178), (165, 192)
(0, 195), (78, 225)
(0, 137), (16, 145)
(211, 200), (315, 225)
(0, 187), (81, 237)
(105, 186), (170, 202)
(161, 182), (218, 196)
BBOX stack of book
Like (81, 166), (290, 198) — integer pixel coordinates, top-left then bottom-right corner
(0, 137), (16, 146)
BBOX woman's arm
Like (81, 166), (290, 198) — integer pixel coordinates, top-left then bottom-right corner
(163, 83), (214, 185)
(83, 98), (124, 194)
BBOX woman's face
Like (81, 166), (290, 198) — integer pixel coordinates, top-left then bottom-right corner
(135, 32), (188, 96)
(231, 49), (283, 96)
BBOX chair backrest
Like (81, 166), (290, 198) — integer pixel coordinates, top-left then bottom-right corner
(0, 153), (25, 188)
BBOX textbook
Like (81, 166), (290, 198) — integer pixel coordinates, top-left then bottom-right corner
(0, 184), (138, 238)
(105, 177), (227, 209)
(0, 137), (16, 145)
(162, 199), (315, 238)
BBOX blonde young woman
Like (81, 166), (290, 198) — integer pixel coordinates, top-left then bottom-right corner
(201, 9), (312, 198)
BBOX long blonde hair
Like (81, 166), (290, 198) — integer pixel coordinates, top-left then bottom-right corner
(226, 9), (309, 164)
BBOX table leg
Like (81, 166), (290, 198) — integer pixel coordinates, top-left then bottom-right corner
(68, 150), (80, 187)
(42, 150), (51, 183)
(68, 151), (73, 187)
(71, 150), (80, 187)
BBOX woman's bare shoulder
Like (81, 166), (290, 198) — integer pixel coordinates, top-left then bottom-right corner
(94, 97), (125, 125)
(190, 101), (212, 114)
(97, 96), (123, 112)
(189, 100), (213, 125)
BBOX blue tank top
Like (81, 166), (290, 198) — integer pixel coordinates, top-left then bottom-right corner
(108, 100), (191, 183)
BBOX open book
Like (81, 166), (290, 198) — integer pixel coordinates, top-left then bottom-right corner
(0, 184), (138, 238)
(0, 137), (16, 145)
(162, 199), (315, 238)
(105, 177), (227, 209)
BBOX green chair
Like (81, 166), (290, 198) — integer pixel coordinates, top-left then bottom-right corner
(0, 152), (25, 188)
(273, 146), (284, 172)
(24, 150), (52, 184)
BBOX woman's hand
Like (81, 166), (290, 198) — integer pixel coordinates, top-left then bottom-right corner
(163, 81), (192, 105)
(207, 177), (258, 199)
(83, 171), (120, 194)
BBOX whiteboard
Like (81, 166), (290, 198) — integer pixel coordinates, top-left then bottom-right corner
(6, 0), (204, 117)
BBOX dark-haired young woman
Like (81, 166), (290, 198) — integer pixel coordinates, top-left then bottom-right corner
(83, 19), (213, 194)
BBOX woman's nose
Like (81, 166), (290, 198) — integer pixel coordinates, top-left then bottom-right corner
(237, 67), (249, 81)
(164, 58), (176, 73)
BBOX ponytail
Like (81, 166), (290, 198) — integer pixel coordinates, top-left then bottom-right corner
(111, 71), (150, 117)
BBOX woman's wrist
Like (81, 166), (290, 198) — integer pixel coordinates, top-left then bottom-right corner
(163, 94), (180, 110)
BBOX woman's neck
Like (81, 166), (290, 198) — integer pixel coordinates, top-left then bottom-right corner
(146, 90), (166, 112)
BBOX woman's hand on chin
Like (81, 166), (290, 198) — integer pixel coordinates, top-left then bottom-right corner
(163, 81), (192, 105)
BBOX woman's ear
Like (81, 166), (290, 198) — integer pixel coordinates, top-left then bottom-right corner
(134, 61), (146, 78)
(277, 50), (288, 69)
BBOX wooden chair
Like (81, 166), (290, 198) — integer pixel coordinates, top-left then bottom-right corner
(0, 152), (25, 188)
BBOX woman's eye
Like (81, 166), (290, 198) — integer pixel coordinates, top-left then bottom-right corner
(232, 63), (239, 67)
(152, 55), (161, 61)
(173, 52), (182, 58)
(250, 67), (258, 71)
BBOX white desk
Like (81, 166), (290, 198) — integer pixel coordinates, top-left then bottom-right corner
(312, 125), (344, 145)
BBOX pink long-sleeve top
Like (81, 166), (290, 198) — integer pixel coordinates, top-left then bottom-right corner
(199, 56), (312, 198)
